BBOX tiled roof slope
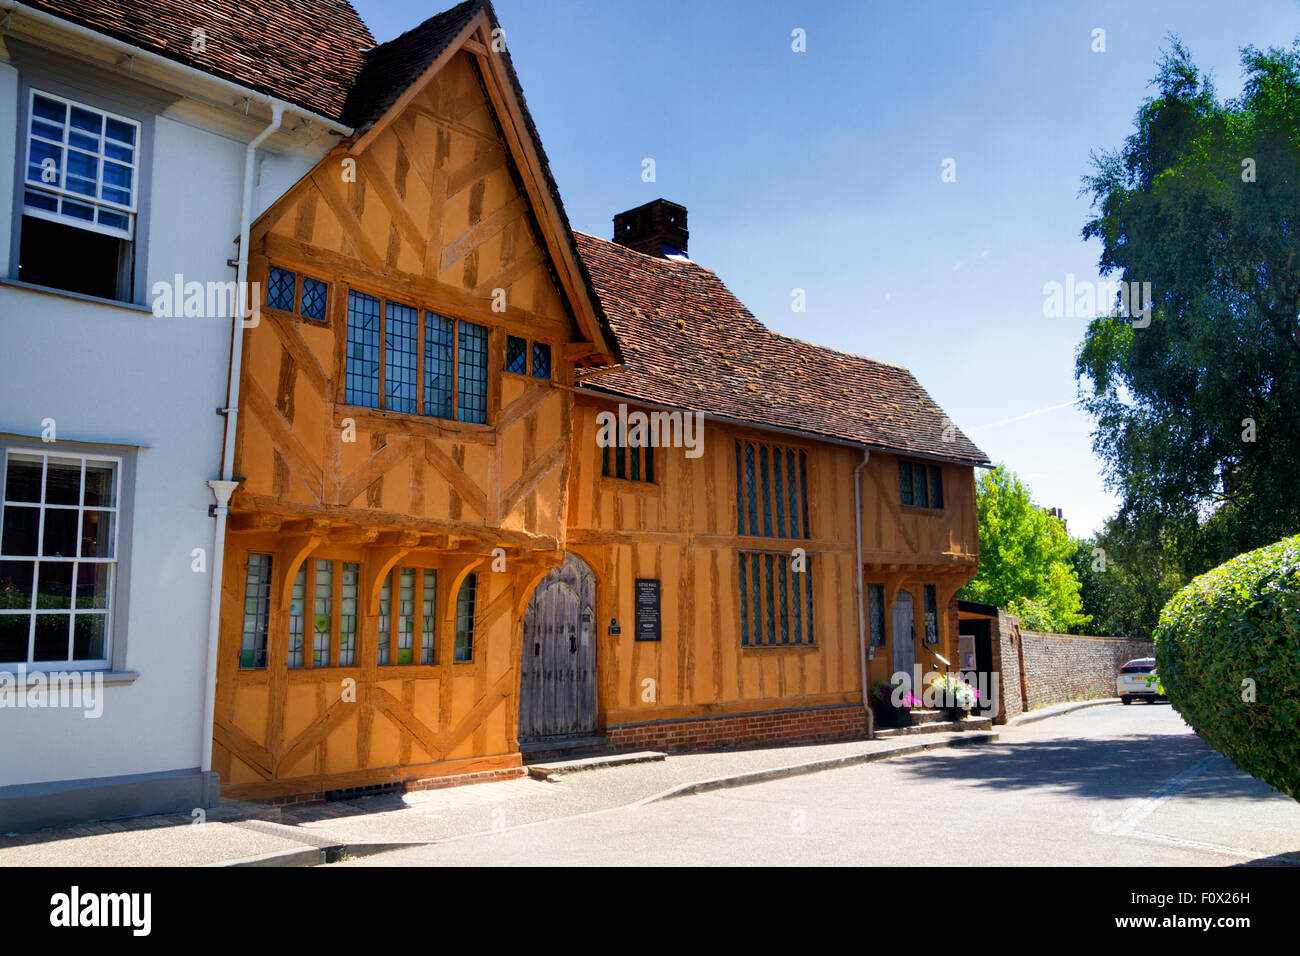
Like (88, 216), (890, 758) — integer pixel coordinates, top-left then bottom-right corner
(573, 232), (989, 465)
(342, 0), (478, 128)
(24, 0), (374, 122)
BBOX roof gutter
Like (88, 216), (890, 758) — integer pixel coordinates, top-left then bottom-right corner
(2, 3), (354, 136)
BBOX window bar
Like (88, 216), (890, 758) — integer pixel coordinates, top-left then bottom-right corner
(799, 451), (811, 538)
(313, 559), (332, 667)
(743, 548), (754, 647)
(421, 569), (437, 664)
(377, 570), (391, 666)
(786, 449), (800, 539)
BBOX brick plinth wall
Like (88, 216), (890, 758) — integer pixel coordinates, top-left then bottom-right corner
(606, 703), (869, 752)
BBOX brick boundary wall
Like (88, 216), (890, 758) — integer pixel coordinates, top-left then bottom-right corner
(606, 703), (869, 752)
(992, 611), (1154, 722)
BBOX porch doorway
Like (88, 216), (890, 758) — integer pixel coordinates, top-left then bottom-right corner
(891, 590), (916, 681)
(520, 553), (597, 741)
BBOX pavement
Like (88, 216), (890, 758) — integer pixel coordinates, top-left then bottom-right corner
(1, 722), (998, 866)
(3, 699), (1295, 867)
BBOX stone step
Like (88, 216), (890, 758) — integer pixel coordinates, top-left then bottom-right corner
(526, 750), (666, 780)
(910, 709), (945, 725)
(519, 735), (611, 762)
(874, 716), (994, 739)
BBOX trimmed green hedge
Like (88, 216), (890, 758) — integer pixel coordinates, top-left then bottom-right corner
(1154, 534), (1300, 800)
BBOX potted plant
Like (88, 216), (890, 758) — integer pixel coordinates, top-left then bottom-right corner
(929, 674), (979, 721)
(872, 680), (917, 728)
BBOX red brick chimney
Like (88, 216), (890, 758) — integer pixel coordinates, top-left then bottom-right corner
(613, 199), (688, 258)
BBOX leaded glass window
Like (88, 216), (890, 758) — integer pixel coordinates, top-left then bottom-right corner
(385, 300), (419, 414)
(345, 290), (381, 408)
(457, 320), (488, 424)
(506, 335), (527, 374)
(240, 553), (271, 669)
(267, 266), (296, 312)
(454, 574), (477, 662)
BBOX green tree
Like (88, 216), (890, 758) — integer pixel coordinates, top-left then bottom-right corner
(1071, 516), (1186, 638)
(1076, 38), (1300, 573)
(960, 465), (1088, 632)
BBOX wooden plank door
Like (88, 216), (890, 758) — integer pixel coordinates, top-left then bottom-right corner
(520, 553), (597, 740)
(891, 590), (915, 683)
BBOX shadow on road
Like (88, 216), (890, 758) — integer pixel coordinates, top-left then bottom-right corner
(896, 732), (1278, 802)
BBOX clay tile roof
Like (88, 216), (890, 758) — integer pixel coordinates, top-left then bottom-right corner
(573, 232), (989, 465)
(341, 0), (479, 128)
(24, 0), (374, 122)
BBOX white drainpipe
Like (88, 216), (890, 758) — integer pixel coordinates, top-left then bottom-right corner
(854, 449), (874, 739)
(198, 102), (284, 777)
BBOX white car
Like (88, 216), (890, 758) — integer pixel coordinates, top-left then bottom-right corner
(1117, 657), (1164, 704)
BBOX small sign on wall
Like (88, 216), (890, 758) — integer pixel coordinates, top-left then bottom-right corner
(634, 578), (661, 642)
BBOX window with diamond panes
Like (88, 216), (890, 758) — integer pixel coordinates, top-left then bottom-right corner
(301, 277), (328, 321)
(267, 266), (296, 312)
(531, 342), (551, 379)
(735, 440), (810, 539)
(737, 551), (814, 646)
(899, 460), (944, 510)
(505, 336), (527, 374)
(869, 584), (886, 646)
(266, 266), (328, 322)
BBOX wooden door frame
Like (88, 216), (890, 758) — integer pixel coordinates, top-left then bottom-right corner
(518, 550), (599, 740)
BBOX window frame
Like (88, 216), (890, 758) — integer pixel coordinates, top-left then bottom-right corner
(341, 284), (492, 425)
(502, 334), (554, 382)
(735, 438), (812, 539)
(0, 447), (124, 670)
(264, 263), (329, 325)
(898, 459), (946, 512)
(23, 88), (141, 241)
(6, 40), (170, 305)
(737, 549), (814, 648)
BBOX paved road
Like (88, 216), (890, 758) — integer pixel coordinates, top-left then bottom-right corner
(335, 703), (1300, 866)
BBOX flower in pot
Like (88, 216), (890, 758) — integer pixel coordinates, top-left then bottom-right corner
(872, 680), (918, 728)
(929, 674), (978, 719)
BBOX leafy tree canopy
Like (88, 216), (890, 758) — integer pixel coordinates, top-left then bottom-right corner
(959, 465), (1088, 632)
(1076, 37), (1300, 571)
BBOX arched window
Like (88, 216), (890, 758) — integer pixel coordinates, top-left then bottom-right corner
(454, 574), (477, 662)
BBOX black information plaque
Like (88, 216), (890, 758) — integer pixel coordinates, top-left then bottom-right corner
(634, 578), (661, 641)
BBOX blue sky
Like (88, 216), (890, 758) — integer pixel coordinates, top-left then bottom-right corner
(356, 0), (1300, 536)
